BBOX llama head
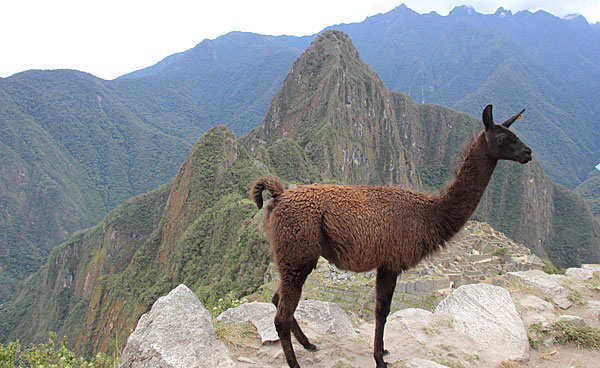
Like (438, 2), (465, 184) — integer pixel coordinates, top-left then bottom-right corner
(482, 105), (532, 164)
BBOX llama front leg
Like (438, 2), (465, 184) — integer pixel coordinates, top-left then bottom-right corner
(373, 268), (398, 368)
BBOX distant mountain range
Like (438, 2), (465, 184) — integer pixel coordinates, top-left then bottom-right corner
(124, 4), (600, 188)
(2, 30), (599, 357)
(1, 4), (599, 304)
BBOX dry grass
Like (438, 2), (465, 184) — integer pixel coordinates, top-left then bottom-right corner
(213, 321), (261, 356)
(529, 321), (600, 350)
(504, 278), (548, 301)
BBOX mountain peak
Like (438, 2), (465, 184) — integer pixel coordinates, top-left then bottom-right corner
(563, 13), (588, 25)
(309, 30), (357, 57)
(494, 7), (512, 17)
(242, 31), (417, 186)
(449, 5), (478, 17)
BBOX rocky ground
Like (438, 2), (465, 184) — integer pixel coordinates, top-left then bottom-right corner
(119, 265), (600, 368)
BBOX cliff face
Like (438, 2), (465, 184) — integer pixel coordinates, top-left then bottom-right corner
(2, 30), (599, 355)
(73, 126), (269, 355)
(0, 180), (171, 347)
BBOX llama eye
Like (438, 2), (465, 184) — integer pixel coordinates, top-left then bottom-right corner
(497, 136), (506, 143)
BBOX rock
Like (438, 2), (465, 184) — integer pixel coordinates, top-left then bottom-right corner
(527, 254), (545, 269)
(434, 283), (529, 362)
(565, 267), (594, 280)
(518, 295), (555, 312)
(390, 307), (480, 362)
(295, 300), (357, 337)
(216, 299), (356, 344)
(558, 315), (586, 327)
(217, 302), (278, 343)
(506, 270), (572, 310)
(236, 356), (257, 364)
(391, 307), (435, 322)
(405, 357), (450, 368)
(588, 300), (600, 319)
(119, 284), (234, 368)
(523, 314), (551, 329)
(582, 264), (600, 272)
(391, 308), (446, 339)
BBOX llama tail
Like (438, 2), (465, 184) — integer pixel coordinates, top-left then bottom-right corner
(250, 177), (284, 209)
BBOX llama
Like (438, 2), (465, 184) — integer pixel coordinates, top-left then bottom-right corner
(250, 105), (531, 367)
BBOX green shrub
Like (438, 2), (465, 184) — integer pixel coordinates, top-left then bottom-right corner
(0, 332), (118, 368)
(541, 258), (565, 275)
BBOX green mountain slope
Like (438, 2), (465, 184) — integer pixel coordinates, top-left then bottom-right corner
(0, 70), (191, 301)
(3, 30), (599, 358)
(0, 32), (302, 299)
(0, 100), (92, 300)
(575, 174), (600, 219)
(0, 179), (172, 347)
(111, 32), (303, 137)
(0, 125), (269, 355)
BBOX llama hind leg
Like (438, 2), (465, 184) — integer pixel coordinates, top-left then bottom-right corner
(373, 268), (398, 368)
(272, 288), (317, 351)
(274, 264), (315, 368)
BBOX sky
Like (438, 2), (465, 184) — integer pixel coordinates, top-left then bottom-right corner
(1, 0), (599, 80)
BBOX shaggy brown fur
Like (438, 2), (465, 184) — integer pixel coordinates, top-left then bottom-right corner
(250, 105), (531, 368)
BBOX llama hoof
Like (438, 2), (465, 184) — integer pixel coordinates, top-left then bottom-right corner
(383, 349), (390, 356)
(304, 343), (318, 351)
(376, 361), (389, 368)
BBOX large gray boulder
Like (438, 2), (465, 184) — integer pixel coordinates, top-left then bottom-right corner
(565, 267), (594, 280)
(295, 300), (357, 338)
(216, 300), (356, 344)
(507, 270), (572, 309)
(434, 283), (529, 362)
(582, 264), (600, 272)
(517, 295), (555, 312)
(119, 284), (235, 368)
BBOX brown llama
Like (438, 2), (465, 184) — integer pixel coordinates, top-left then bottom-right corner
(250, 105), (532, 368)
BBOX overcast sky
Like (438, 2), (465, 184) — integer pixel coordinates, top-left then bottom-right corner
(1, 0), (599, 80)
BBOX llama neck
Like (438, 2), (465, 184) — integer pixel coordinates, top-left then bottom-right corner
(433, 132), (497, 240)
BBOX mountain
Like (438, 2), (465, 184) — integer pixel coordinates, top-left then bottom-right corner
(120, 4), (600, 199)
(0, 33), (303, 300)
(0, 124), (269, 355)
(0, 70), (191, 301)
(322, 4), (600, 188)
(112, 32), (304, 137)
(575, 173), (600, 219)
(3, 31), (599, 356)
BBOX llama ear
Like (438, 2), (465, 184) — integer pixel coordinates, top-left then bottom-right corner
(482, 105), (494, 131)
(502, 109), (525, 128)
